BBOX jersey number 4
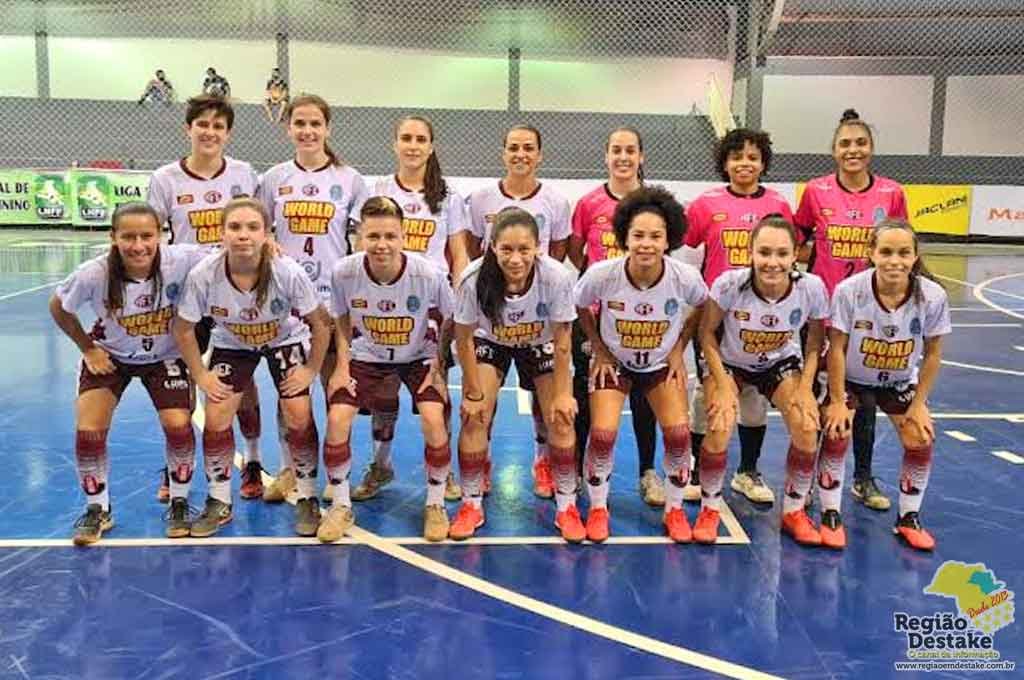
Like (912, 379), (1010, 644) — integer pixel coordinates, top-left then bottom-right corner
(303, 237), (315, 256)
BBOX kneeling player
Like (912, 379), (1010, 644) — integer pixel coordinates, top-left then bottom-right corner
(699, 216), (828, 546)
(321, 197), (455, 542)
(822, 219), (950, 551)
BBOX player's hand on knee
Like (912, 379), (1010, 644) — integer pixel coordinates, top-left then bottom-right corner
(327, 366), (357, 399)
(281, 365), (316, 397)
(460, 393), (487, 425)
(902, 402), (934, 445)
(589, 347), (619, 389)
(793, 389), (821, 433)
(84, 346), (116, 375)
(197, 370), (233, 403)
(823, 402), (852, 440)
(550, 393), (578, 426)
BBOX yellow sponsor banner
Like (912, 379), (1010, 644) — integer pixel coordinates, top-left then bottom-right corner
(905, 184), (972, 236)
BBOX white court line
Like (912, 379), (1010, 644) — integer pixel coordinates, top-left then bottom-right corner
(935, 273), (1024, 302)
(348, 525), (784, 680)
(944, 430), (976, 443)
(974, 272), (1024, 322)
(1015, 346), (1024, 352)
(991, 450), (1024, 465)
(766, 411), (1024, 421)
(0, 280), (61, 302)
(940, 360), (1024, 377)
(516, 386), (532, 414)
(951, 323), (1021, 328)
(950, 307), (1024, 312)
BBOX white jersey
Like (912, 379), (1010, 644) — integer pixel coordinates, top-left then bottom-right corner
(55, 244), (207, 364)
(831, 269), (951, 386)
(178, 252), (321, 351)
(373, 175), (467, 275)
(574, 257), (708, 373)
(710, 268), (829, 372)
(455, 255), (576, 347)
(260, 160), (370, 305)
(332, 252), (454, 363)
(465, 182), (572, 254)
(147, 157), (258, 246)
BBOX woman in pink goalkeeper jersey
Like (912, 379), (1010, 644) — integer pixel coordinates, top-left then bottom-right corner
(796, 108), (909, 513)
(822, 220), (950, 552)
(684, 128), (794, 508)
(699, 216), (828, 547)
(568, 127), (663, 508)
(575, 187), (708, 544)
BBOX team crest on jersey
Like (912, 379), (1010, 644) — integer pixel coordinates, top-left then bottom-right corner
(761, 314), (779, 328)
(665, 298), (679, 317)
(882, 324), (900, 338)
(302, 184), (320, 197)
(854, 319), (873, 330)
(734, 310), (750, 321)
(508, 310), (525, 323)
(597, 215), (608, 224)
(378, 299), (396, 312)
(176, 194), (194, 205)
(301, 260), (322, 281)
(873, 206), (887, 224)
(607, 300), (624, 311)
(407, 295), (421, 312)
(240, 307), (260, 321)
(352, 299), (367, 309)
(165, 283), (181, 303)
(142, 337), (154, 352)
(278, 186), (293, 196)
(404, 203), (420, 215)
(712, 212), (728, 223)
(212, 362), (232, 377)
(634, 302), (654, 316)
(910, 317), (922, 335)
(536, 302), (549, 318)
(230, 184), (244, 198)
(134, 293), (154, 308)
(211, 306), (228, 317)
(330, 185), (343, 201)
(270, 298), (286, 315)
(789, 308), (802, 326)
(820, 208), (833, 217)
(740, 213), (757, 224)
(204, 190), (222, 204)
(846, 209), (862, 220)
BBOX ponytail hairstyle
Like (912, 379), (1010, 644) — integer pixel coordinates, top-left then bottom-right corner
(607, 126), (646, 183)
(832, 108), (874, 151)
(477, 207), (540, 326)
(866, 219), (940, 303)
(221, 197), (275, 310)
(395, 115), (448, 214)
(740, 213), (800, 292)
(285, 94), (341, 166)
(105, 202), (163, 316)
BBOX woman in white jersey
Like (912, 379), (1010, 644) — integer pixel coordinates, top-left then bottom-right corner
(50, 203), (206, 544)
(259, 93), (370, 504)
(822, 220), (950, 551)
(699, 216), (829, 547)
(452, 207), (578, 541)
(174, 198), (331, 538)
(320, 197), (455, 542)
(574, 186), (708, 543)
(353, 115), (469, 505)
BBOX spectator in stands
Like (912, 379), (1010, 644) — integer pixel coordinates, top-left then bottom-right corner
(202, 68), (231, 99)
(264, 68), (290, 123)
(138, 69), (175, 105)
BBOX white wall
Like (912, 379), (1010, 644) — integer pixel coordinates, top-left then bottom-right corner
(0, 36), (37, 97)
(731, 77), (747, 125)
(944, 75), (1024, 157)
(49, 38), (276, 102)
(290, 42), (507, 110)
(762, 74), (933, 154)
(521, 57), (731, 115)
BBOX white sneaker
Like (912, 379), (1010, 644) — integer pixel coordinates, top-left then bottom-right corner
(317, 505), (355, 543)
(444, 471), (462, 502)
(638, 469), (665, 506)
(683, 469), (701, 503)
(731, 471), (775, 504)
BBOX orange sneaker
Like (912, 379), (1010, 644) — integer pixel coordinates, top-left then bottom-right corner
(448, 502), (485, 541)
(586, 507), (610, 543)
(482, 459), (492, 496)
(555, 505), (586, 543)
(894, 512), (935, 551)
(663, 507), (692, 543)
(781, 509), (822, 546)
(692, 507), (721, 544)
(239, 461), (264, 500)
(532, 458), (554, 499)
(157, 468), (170, 504)
(820, 509), (847, 550)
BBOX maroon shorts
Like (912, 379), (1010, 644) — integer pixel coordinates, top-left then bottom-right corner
(723, 356), (802, 401)
(837, 380), (917, 416)
(474, 337), (554, 390)
(594, 365), (672, 396)
(78, 357), (192, 411)
(329, 359), (445, 411)
(208, 342), (311, 397)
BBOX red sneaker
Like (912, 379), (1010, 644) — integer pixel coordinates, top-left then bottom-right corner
(555, 505), (586, 543)
(532, 458), (554, 499)
(781, 509), (822, 546)
(448, 502), (485, 541)
(239, 461), (264, 500)
(820, 509), (847, 550)
(663, 507), (692, 543)
(894, 512), (935, 551)
(586, 507), (610, 543)
(692, 507), (721, 544)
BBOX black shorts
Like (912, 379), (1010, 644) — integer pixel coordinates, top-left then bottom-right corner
(195, 316), (215, 354)
(838, 381), (917, 416)
(208, 342), (311, 397)
(474, 337), (554, 390)
(723, 355), (803, 401)
(78, 357), (192, 411)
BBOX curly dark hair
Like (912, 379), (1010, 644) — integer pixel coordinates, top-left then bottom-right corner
(612, 185), (686, 251)
(715, 128), (773, 182)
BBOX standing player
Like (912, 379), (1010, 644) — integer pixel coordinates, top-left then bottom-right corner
(358, 115), (469, 504)
(698, 216), (828, 545)
(574, 186), (708, 543)
(452, 208), (578, 541)
(147, 94), (265, 502)
(174, 198), (331, 537)
(322, 197), (455, 542)
(796, 109), (909, 512)
(684, 128), (794, 506)
(50, 203), (206, 544)
(568, 127), (663, 506)
(259, 94), (370, 503)
(822, 220), (949, 551)
(462, 125), (573, 499)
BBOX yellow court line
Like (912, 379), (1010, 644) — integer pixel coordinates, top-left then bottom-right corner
(348, 525), (784, 680)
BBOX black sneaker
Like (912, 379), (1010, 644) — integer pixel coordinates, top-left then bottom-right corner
(894, 511), (936, 551)
(295, 497), (322, 537)
(73, 504), (114, 546)
(852, 477), (891, 511)
(165, 497), (192, 539)
(190, 497), (232, 538)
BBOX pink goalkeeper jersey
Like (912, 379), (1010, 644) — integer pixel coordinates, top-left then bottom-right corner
(795, 174), (907, 296)
(684, 186), (794, 287)
(572, 184), (627, 265)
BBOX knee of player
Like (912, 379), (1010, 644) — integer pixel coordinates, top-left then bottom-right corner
(326, 405), (355, 432)
(203, 401), (237, 431)
(157, 408), (192, 430)
(418, 409), (447, 440)
(279, 398), (312, 429)
(547, 417), (575, 445)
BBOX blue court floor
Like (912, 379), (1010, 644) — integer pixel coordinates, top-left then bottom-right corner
(0, 234), (1021, 678)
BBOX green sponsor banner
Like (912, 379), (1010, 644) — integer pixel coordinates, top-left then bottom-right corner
(0, 169), (71, 225)
(70, 169), (150, 227)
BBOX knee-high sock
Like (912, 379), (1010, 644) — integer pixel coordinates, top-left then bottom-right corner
(630, 388), (657, 476)
(899, 444), (933, 516)
(287, 422), (319, 500)
(458, 445), (488, 508)
(698, 446), (727, 511)
(424, 443), (451, 506)
(371, 410), (398, 469)
(585, 429), (616, 509)
(549, 442), (577, 512)
(782, 443), (816, 514)
(852, 406), (877, 481)
(737, 425), (767, 473)
(531, 397), (549, 465)
(236, 403), (261, 464)
(76, 429), (110, 510)
(164, 424), (195, 500)
(324, 440), (353, 507)
(662, 424), (692, 509)
(817, 436), (850, 512)
(203, 427), (235, 504)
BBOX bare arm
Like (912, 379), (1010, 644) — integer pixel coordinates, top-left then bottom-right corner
(49, 295), (96, 354)
(548, 238), (568, 263)
(912, 336), (943, 406)
(448, 233), (470, 284)
(455, 322), (482, 399)
(801, 318), (825, 393)
(567, 236), (586, 271)
(697, 300), (730, 389)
